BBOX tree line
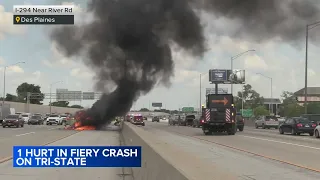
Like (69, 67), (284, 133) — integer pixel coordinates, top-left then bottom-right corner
(138, 84), (320, 117)
(2, 82), (83, 109)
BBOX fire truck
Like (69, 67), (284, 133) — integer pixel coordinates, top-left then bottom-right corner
(201, 94), (236, 135)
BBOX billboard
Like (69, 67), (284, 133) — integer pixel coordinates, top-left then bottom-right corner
(209, 69), (245, 84)
(82, 92), (95, 100)
(227, 69), (245, 84)
(152, 102), (162, 107)
(209, 69), (227, 82)
(57, 91), (82, 101)
(205, 88), (228, 95)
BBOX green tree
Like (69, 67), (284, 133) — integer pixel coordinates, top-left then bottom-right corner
(5, 93), (18, 102)
(70, 105), (83, 109)
(279, 91), (303, 117)
(306, 102), (320, 114)
(139, 108), (149, 112)
(50, 101), (69, 107)
(254, 105), (270, 116)
(16, 82), (44, 104)
(234, 84), (264, 111)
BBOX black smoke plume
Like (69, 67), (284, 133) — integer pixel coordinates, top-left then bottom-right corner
(50, 0), (205, 127)
(51, 0), (319, 128)
(190, 0), (320, 43)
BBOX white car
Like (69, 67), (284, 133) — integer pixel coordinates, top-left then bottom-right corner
(46, 114), (63, 125)
(314, 123), (320, 138)
(21, 113), (31, 123)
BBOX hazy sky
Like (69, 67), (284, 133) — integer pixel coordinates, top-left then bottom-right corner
(1, 0), (319, 111)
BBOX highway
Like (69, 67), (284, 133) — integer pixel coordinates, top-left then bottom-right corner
(143, 120), (320, 180)
(0, 125), (77, 162)
(0, 124), (125, 180)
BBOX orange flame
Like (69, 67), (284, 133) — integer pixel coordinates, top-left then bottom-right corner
(73, 121), (95, 131)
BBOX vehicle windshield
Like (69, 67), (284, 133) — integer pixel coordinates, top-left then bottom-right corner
(265, 116), (278, 121)
(236, 115), (243, 120)
(7, 115), (19, 119)
(296, 118), (310, 123)
(31, 116), (40, 119)
(49, 115), (59, 117)
(60, 115), (67, 117)
(134, 116), (142, 119)
(15, 112), (22, 115)
(21, 115), (29, 117)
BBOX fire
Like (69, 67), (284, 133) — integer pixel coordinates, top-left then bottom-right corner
(64, 110), (96, 131)
(74, 122), (95, 131)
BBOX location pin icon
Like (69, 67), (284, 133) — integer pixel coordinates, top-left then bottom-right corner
(15, 16), (20, 23)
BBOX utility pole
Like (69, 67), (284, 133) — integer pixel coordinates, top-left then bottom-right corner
(230, 50), (255, 94)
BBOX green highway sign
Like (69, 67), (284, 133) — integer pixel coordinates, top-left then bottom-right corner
(241, 109), (253, 117)
(182, 107), (194, 112)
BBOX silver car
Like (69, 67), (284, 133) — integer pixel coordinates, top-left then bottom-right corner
(314, 122), (320, 138)
(168, 114), (186, 126)
(255, 115), (279, 129)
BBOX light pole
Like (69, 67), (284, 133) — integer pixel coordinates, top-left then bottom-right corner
(304, 21), (320, 113)
(2, 62), (25, 105)
(199, 72), (208, 113)
(256, 73), (273, 113)
(230, 50), (255, 94)
(242, 85), (244, 113)
(49, 81), (63, 114)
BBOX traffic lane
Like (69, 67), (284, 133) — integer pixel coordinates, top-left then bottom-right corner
(0, 128), (78, 161)
(145, 121), (320, 147)
(242, 126), (320, 145)
(142, 125), (320, 180)
(144, 122), (320, 171)
(0, 124), (63, 139)
(0, 130), (123, 180)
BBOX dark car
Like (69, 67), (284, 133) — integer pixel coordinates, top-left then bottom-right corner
(152, 116), (160, 122)
(28, 115), (43, 125)
(143, 116), (147, 121)
(236, 115), (244, 131)
(192, 115), (204, 128)
(2, 114), (24, 128)
(279, 117), (317, 136)
(185, 114), (196, 126)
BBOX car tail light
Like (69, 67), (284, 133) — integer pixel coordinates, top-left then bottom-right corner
(312, 124), (316, 128)
(297, 123), (303, 127)
(242, 118), (245, 122)
(200, 120), (204, 123)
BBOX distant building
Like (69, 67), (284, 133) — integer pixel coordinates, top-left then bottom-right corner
(263, 98), (281, 115)
(294, 87), (320, 105)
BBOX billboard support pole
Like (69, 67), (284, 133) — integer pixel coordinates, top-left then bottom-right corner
(215, 83), (218, 94)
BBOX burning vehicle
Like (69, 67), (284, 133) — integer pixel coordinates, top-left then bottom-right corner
(64, 110), (96, 131)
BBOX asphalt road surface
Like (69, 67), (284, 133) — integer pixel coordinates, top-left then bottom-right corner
(143, 121), (320, 180)
(0, 125), (125, 180)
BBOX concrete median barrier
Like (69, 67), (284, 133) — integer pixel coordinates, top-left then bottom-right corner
(121, 122), (237, 180)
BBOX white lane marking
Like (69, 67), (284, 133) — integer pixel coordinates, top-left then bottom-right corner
(16, 132), (35, 137)
(239, 135), (320, 150)
(244, 129), (319, 141)
(48, 127), (59, 130)
(11, 128), (23, 130)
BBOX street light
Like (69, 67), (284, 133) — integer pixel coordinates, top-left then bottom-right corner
(304, 20), (320, 113)
(49, 81), (63, 114)
(241, 85), (245, 113)
(2, 62), (25, 105)
(230, 50), (255, 94)
(256, 73), (273, 113)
